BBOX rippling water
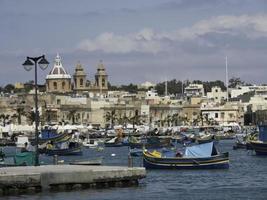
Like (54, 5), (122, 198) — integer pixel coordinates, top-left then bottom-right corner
(4, 140), (267, 200)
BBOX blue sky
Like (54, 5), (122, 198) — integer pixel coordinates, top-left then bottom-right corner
(1, 0), (267, 85)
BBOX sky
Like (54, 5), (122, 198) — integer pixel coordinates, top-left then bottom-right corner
(1, 0), (267, 86)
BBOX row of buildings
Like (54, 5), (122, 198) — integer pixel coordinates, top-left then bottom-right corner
(1, 54), (267, 128)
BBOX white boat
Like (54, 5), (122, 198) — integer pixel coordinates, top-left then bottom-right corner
(15, 136), (29, 148)
(82, 139), (98, 148)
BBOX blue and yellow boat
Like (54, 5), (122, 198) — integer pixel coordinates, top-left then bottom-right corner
(143, 142), (229, 169)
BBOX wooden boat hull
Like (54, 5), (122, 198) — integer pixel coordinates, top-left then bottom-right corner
(250, 141), (267, 155)
(143, 151), (229, 169)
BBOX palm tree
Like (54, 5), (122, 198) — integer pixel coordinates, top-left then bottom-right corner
(44, 108), (53, 124)
(130, 113), (141, 129)
(0, 114), (10, 126)
(16, 107), (25, 125)
(171, 113), (180, 126)
(105, 109), (117, 128)
(204, 114), (210, 125)
(26, 111), (35, 125)
(164, 115), (172, 127)
(117, 114), (129, 127)
(181, 116), (189, 126)
(68, 109), (77, 125)
(11, 113), (18, 124)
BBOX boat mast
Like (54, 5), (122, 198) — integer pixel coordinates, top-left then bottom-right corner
(165, 80), (168, 96)
(225, 56), (229, 102)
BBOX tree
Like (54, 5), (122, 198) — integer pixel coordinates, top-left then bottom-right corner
(164, 115), (172, 127)
(130, 110), (141, 129)
(171, 113), (180, 126)
(108, 82), (119, 91)
(105, 109), (117, 128)
(155, 79), (183, 96)
(16, 107), (26, 125)
(228, 77), (245, 88)
(0, 114), (10, 126)
(117, 114), (129, 127)
(4, 84), (15, 93)
(68, 110), (77, 124)
(121, 84), (138, 93)
(26, 111), (36, 125)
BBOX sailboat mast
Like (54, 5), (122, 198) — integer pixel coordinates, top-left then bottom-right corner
(165, 80), (168, 96)
(225, 56), (229, 102)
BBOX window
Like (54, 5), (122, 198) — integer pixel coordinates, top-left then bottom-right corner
(53, 82), (57, 90)
(62, 82), (65, 90)
(215, 113), (218, 118)
(80, 78), (83, 87)
(215, 89), (218, 92)
(102, 78), (105, 87)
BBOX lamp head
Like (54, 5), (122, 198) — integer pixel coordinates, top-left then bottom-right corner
(22, 57), (34, 71)
(38, 55), (49, 70)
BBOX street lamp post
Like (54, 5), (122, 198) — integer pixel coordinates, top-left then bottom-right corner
(22, 55), (49, 166)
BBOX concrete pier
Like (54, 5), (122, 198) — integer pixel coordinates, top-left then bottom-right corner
(0, 165), (146, 195)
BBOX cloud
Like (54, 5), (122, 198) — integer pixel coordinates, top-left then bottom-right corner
(177, 14), (267, 40)
(77, 14), (267, 54)
(77, 28), (166, 54)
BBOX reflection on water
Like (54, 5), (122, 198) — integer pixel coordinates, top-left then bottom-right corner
(3, 140), (267, 200)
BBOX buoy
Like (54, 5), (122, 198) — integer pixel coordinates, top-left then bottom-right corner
(111, 153), (116, 157)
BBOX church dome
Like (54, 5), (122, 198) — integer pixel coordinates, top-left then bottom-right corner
(46, 54), (71, 79)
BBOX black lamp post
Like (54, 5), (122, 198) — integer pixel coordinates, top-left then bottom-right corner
(22, 55), (49, 166)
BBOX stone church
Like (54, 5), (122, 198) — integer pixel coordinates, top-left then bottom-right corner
(46, 54), (108, 95)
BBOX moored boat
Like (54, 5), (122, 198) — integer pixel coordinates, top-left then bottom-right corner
(40, 142), (82, 156)
(143, 142), (229, 169)
(249, 125), (267, 155)
(82, 139), (99, 148)
(38, 129), (72, 144)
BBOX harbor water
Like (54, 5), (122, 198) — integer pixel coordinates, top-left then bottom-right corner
(3, 140), (267, 200)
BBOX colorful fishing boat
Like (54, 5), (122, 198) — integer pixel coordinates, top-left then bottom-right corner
(38, 129), (72, 144)
(250, 141), (267, 155)
(40, 142), (82, 156)
(249, 125), (267, 155)
(143, 142), (229, 169)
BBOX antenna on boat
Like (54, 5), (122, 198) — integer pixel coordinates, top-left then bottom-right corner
(225, 56), (229, 102)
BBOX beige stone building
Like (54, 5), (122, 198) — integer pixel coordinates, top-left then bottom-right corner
(46, 54), (72, 94)
(73, 60), (108, 95)
(46, 54), (108, 95)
